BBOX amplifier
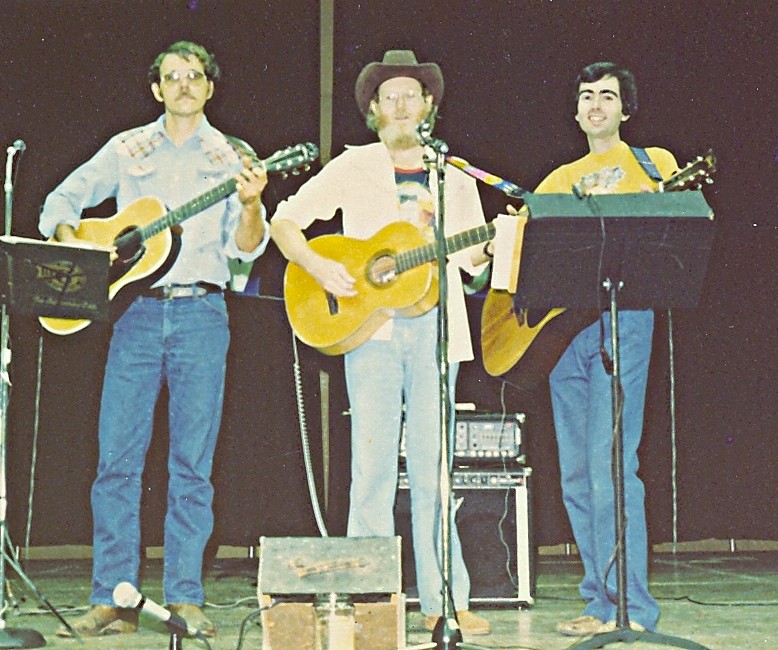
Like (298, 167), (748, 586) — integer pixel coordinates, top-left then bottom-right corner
(454, 412), (525, 463)
(400, 412), (526, 464)
(395, 468), (534, 606)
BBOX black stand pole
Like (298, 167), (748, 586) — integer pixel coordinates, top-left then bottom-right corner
(419, 130), (488, 650)
(0, 143), (48, 648)
(568, 280), (709, 650)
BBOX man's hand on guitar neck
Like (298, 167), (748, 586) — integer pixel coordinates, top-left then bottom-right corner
(234, 156), (269, 253)
(54, 224), (118, 261)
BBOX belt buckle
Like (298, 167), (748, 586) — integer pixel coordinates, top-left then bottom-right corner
(155, 284), (210, 299)
(161, 285), (192, 299)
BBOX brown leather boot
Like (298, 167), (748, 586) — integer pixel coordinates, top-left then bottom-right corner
(56, 604), (138, 637)
(424, 610), (491, 636)
(167, 603), (216, 638)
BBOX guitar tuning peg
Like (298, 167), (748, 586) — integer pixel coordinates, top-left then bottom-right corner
(281, 172), (289, 179)
(291, 168), (301, 175)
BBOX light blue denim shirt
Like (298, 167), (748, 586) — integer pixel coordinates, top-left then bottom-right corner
(39, 114), (269, 287)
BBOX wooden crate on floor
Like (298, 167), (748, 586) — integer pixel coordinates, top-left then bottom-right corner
(259, 595), (405, 650)
(257, 536), (405, 650)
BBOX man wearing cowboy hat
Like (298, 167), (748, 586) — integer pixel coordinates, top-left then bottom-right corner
(271, 50), (492, 636)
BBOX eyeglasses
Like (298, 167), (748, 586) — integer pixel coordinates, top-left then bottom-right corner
(378, 89), (426, 106)
(162, 70), (207, 85)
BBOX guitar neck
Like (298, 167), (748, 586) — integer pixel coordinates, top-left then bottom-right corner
(395, 222), (496, 273)
(119, 141), (320, 246)
(139, 176), (239, 241)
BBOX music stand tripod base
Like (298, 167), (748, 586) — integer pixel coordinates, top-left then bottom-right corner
(570, 627), (712, 650)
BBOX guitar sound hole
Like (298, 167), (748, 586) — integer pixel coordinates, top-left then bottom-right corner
(115, 226), (144, 263)
(367, 253), (398, 286)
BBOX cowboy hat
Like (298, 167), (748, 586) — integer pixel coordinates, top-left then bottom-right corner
(354, 50), (444, 116)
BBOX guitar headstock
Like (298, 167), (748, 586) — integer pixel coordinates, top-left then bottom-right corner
(665, 149), (716, 192)
(264, 142), (319, 178)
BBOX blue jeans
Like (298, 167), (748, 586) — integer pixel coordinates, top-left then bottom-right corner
(90, 293), (229, 605)
(344, 309), (470, 615)
(550, 310), (659, 630)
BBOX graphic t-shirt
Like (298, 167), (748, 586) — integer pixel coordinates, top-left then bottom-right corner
(534, 141), (678, 195)
(395, 167), (435, 241)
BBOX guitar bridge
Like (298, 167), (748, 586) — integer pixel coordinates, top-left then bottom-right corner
(326, 292), (339, 316)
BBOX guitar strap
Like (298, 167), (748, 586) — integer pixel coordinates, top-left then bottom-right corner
(629, 146), (664, 183)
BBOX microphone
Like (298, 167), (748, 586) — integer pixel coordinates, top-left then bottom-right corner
(113, 582), (198, 638)
(7, 140), (26, 155)
(415, 120), (449, 153)
(416, 119), (433, 145)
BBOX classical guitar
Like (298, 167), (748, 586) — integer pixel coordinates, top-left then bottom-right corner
(481, 150), (717, 387)
(39, 142), (319, 335)
(284, 220), (496, 355)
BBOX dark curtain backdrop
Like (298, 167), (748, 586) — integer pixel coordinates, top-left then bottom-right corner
(1, 0), (776, 550)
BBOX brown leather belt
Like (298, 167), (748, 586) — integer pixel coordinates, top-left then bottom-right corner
(142, 282), (223, 300)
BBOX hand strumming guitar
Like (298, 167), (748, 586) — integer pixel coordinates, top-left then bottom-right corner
(270, 218), (356, 298)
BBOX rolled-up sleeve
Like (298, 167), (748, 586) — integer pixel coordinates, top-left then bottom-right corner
(39, 141), (120, 238)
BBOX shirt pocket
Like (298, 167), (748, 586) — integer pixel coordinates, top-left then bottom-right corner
(126, 162), (158, 196)
(197, 163), (233, 190)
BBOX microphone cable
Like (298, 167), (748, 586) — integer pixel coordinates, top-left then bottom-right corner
(291, 332), (329, 537)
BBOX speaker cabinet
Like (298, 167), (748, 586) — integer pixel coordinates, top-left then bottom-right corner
(395, 468), (534, 606)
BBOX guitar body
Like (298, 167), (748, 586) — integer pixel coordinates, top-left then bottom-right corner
(482, 290), (565, 377)
(481, 289), (597, 390)
(39, 196), (174, 335)
(284, 222), (439, 355)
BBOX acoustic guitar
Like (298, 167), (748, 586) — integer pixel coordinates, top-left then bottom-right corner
(481, 150), (717, 388)
(39, 142), (318, 335)
(283, 220), (496, 355)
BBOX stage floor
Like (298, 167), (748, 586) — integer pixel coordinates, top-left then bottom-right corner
(3, 551), (773, 649)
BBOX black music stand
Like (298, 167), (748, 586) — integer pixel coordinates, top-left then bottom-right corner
(514, 192), (715, 650)
(0, 236), (110, 322)
(0, 236), (110, 647)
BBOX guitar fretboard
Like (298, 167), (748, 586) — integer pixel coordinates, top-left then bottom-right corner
(395, 222), (496, 273)
(139, 177), (239, 241)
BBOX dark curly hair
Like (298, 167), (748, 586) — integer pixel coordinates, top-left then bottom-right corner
(148, 41), (221, 85)
(574, 62), (638, 116)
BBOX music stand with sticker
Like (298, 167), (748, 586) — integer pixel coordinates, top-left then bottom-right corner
(0, 236), (110, 321)
(0, 236), (110, 646)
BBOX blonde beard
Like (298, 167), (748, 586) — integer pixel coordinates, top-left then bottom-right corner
(377, 121), (421, 151)
(375, 106), (432, 151)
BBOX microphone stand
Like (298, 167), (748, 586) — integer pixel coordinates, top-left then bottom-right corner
(417, 125), (489, 650)
(0, 142), (70, 647)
